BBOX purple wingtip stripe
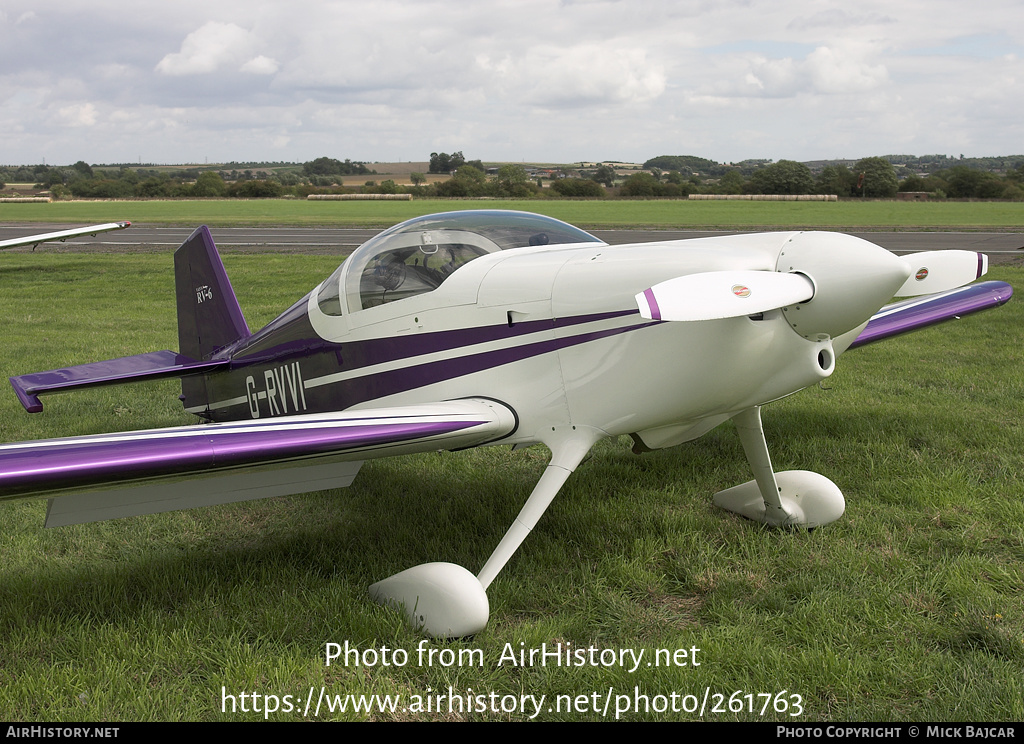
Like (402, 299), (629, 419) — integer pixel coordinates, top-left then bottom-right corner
(643, 288), (662, 321)
(851, 280), (1012, 349)
(977, 252), (984, 280)
(0, 419), (484, 497)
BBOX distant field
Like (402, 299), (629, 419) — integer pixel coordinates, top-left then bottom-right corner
(2, 198), (1024, 229)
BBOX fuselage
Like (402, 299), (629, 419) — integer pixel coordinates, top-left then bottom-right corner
(190, 212), (910, 453)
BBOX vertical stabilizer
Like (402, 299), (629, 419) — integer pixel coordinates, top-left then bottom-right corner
(174, 226), (249, 359)
(174, 226), (249, 413)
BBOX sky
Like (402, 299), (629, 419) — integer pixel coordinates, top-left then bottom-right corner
(1, 0), (1021, 167)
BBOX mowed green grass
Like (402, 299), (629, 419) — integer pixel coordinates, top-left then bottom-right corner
(3, 197), (1024, 228)
(0, 250), (1021, 721)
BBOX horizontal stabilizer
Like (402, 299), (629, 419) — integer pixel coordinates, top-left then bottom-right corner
(636, 270), (815, 321)
(9, 350), (226, 413)
(895, 251), (987, 296)
(850, 280), (1013, 349)
(0, 221), (130, 251)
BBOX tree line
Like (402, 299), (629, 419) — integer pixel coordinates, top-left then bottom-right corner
(634, 156), (1024, 200)
(3, 152), (1023, 200)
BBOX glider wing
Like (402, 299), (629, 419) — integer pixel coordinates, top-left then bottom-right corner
(0, 221), (131, 250)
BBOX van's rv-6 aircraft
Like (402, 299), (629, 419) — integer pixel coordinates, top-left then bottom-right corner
(0, 211), (1012, 637)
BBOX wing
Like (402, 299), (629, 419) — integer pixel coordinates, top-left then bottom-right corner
(0, 221), (131, 250)
(0, 398), (516, 527)
(848, 280), (1013, 349)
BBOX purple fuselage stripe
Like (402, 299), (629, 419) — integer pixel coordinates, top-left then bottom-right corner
(0, 420), (481, 497)
(201, 307), (652, 418)
(332, 320), (657, 407)
(229, 306), (639, 371)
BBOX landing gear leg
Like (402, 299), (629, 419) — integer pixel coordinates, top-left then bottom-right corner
(370, 428), (602, 637)
(713, 407), (845, 528)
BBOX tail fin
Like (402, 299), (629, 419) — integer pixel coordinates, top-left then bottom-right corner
(174, 226), (249, 359)
(174, 226), (249, 413)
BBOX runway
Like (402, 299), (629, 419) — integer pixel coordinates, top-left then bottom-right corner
(1, 223), (1022, 264)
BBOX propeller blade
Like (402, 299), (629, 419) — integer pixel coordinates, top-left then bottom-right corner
(636, 270), (815, 322)
(895, 251), (987, 296)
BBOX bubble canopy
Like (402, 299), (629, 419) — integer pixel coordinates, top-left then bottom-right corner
(315, 210), (603, 316)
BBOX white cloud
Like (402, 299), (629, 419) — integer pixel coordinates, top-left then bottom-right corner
(702, 41), (888, 99)
(787, 9), (895, 32)
(241, 55), (279, 75)
(1, 0), (1022, 163)
(477, 45), (666, 108)
(806, 46), (888, 93)
(3, 11), (38, 25)
(57, 102), (98, 127)
(156, 21), (261, 75)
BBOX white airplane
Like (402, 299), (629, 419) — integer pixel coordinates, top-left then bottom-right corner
(0, 221), (131, 250)
(0, 210), (1012, 637)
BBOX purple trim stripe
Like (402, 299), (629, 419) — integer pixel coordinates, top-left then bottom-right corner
(233, 308), (640, 370)
(642, 288), (662, 321)
(850, 280), (1012, 349)
(0, 417), (483, 498)
(315, 320), (658, 406)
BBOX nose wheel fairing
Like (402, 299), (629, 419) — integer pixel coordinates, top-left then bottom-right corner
(714, 407), (845, 528)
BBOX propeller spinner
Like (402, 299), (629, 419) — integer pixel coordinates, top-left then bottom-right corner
(636, 233), (988, 343)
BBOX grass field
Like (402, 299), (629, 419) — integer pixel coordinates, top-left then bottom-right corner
(0, 245), (1021, 720)
(2, 197), (1024, 230)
